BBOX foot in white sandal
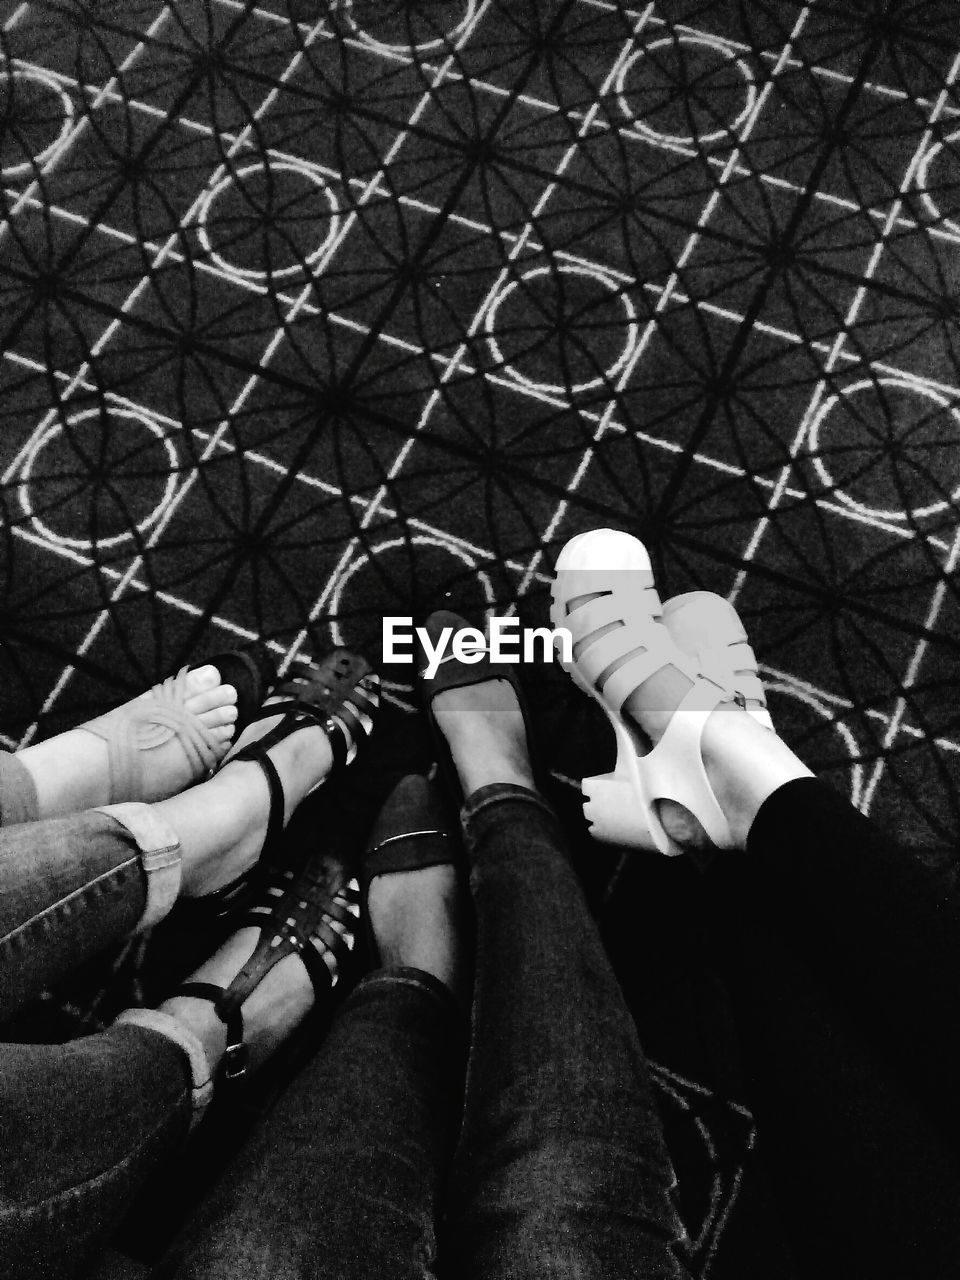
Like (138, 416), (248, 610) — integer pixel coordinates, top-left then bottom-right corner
(550, 529), (811, 855)
(589, 590), (778, 850)
(662, 592), (774, 733)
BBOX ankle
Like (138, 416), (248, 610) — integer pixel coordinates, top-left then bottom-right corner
(225, 721), (333, 820)
(166, 769), (267, 898)
(157, 924), (317, 1079)
(459, 755), (536, 799)
(159, 997), (226, 1077)
(699, 708), (813, 849)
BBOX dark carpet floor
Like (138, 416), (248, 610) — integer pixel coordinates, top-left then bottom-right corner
(1, 1), (960, 1275)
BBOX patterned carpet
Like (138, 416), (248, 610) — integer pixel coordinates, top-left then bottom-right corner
(1, 1), (959, 1274)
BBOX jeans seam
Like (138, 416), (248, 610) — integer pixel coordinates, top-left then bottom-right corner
(0, 854), (140, 948)
(0, 1088), (190, 1222)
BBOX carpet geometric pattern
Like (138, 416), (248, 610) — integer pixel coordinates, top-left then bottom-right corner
(1, 2), (958, 1275)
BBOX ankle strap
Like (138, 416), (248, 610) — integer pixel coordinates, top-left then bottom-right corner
(176, 981), (247, 1082)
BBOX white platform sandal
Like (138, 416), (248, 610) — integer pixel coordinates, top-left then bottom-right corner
(662, 592), (774, 733)
(549, 529), (741, 856)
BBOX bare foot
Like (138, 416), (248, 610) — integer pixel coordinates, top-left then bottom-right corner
(17, 665), (239, 817)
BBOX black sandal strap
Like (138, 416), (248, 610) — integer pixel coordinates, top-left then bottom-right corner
(173, 981), (246, 1081)
(176, 981), (224, 1003)
(203, 741), (285, 897)
(287, 920), (340, 1004)
(215, 870), (358, 1021)
(323, 712), (352, 772)
(229, 664), (379, 781)
(221, 911), (339, 1008)
(248, 746), (285, 852)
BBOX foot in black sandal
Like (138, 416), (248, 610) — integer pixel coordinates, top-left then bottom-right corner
(13, 644), (276, 819)
(362, 774), (466, 998)
(205, 650), (378, 899)
(156, 649), (379, 905)
(417, 610), (536, 805)
(129, 848), (360, 1101)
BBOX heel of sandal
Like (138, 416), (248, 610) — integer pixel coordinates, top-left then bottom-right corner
(581, 773), (665, 851)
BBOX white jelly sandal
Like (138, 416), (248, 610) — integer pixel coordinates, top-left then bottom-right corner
(662, 592), (774, 732)
(585, 589), (776, 849)
(549, 529), (739, 856)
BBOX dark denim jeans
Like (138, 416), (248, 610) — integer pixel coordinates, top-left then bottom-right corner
(0, 753), (193, 1277)
(0, 776), (180, 1021)
(0, 1024), (192, 1278)
(10, 776), (960, 1278)
(158, 783), (692, 1280)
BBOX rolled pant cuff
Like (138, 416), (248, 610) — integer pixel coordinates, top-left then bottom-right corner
(95, 802), (182, 932)
(114, 1007), (214, 1127)
(0, 750), (40, 826)
(346, 964), (463, 1021)
(460, 782), (562, 849)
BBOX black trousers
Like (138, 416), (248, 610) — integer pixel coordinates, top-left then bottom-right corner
(707, 777), (960, 1278)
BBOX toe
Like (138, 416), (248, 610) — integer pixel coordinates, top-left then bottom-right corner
(188, 685), (239, 716)
(187, 664), (221, 691)
(199, 704), (238, 735)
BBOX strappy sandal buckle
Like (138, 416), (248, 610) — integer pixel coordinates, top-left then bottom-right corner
(221, 1036), (249, 1082)
(171, 859), (359, 1098)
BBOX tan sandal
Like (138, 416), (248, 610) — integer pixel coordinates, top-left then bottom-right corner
(80, 643), (275, 804)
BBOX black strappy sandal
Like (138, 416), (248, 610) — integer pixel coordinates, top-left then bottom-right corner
(174, 851), (360, 1086)
(194, 649), (380, 918)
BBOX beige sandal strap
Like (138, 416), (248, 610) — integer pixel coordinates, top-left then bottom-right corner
(82, 668), (224, 803)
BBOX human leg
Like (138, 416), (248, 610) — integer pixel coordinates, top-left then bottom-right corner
(0, 652), (378, 1020)
(0, 826), (366, 1280)
(553, 530), (960, 1117)
(552, 530), (960, 1266)
(550, 529), (811, 857)
(704, 852), (960, 1279)
(155, 777), (468, 1280)
(0, 802), (179, 1020)
(725, 777), (960, 1137)
(0, 1022), (193, 1280)
(423, 615), (691, 1280)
